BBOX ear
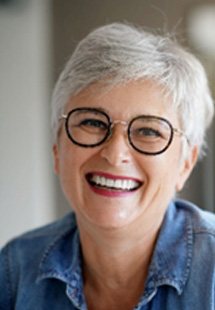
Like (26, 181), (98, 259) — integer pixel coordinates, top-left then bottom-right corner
(52, 144), (60, 175)
(176, 145), (199, 192)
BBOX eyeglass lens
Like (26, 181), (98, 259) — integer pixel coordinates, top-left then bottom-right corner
(65, 108), (173, 155)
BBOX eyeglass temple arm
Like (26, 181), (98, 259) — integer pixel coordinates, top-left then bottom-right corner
(174, 128), (190, 145)
(59, 114), (67, 120)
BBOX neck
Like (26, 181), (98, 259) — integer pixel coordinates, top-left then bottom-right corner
(77, 215), (162, 289)
(77, 216), (162, 310)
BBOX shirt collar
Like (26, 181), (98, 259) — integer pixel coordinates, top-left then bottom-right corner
(144, 200), (193, 296)
(36, 216), (86, 309)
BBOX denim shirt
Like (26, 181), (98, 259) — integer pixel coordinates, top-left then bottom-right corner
(0, 199), (215, 310)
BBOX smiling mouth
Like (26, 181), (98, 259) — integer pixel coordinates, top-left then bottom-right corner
(86, 173), (142, 192)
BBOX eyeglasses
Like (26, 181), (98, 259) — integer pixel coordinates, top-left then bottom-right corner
(60, 107), (187, 156)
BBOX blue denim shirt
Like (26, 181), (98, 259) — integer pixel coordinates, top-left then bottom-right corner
(1, 199), (215, 309)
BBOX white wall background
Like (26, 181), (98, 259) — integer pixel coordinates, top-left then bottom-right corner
(0, 0), (56, 246)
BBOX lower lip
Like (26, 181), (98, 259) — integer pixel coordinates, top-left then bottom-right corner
(89, 184), (137, 198)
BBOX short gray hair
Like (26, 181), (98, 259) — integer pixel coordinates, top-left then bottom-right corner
(51, 23), (214, 157)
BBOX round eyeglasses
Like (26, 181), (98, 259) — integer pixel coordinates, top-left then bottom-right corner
(60, 107), (187, 156)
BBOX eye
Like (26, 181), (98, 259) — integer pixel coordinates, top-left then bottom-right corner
(79, 118), (108, 130)
(135, 127), (162, 138)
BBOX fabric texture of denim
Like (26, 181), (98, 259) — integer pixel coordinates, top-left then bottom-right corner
(0, 199), (215, 310)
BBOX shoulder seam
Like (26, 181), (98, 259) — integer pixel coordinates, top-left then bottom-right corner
(194, 230), (215, 237)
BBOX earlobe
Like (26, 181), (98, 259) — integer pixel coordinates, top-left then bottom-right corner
(53, 144), (60, 175)
(176, 145), (199, 192)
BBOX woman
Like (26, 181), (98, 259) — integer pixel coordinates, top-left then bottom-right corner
(0, 23), (214, 309)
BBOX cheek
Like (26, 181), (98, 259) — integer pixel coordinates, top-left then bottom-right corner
(143, 150), (182, 192)
(59, 148), (83, 182)
(57, 144), (97, 197)
(57, 151), (84, 208)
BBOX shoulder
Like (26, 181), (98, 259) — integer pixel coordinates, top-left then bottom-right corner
(0, 212), (77, 277)
(173, 198), (215, 265)
(0, 213), (78, 309)
(174, 199), (215, 236)
(1, 212), (76, 253)
(172, 200), (215, 305)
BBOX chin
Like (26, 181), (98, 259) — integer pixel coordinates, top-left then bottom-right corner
(76, 205), (140, 231)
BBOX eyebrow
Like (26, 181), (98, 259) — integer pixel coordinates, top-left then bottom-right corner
(91, 106), (109, 114)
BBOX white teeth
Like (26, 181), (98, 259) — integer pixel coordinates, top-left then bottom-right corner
(115, 179), (122, 188)
(107, 179), (114, 187)
(101, 177), (106, 186)
(90, 175), (140, 190)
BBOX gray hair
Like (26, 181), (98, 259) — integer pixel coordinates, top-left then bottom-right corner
(51, 22), (214, 157)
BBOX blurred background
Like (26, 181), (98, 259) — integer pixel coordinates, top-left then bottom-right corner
(0, 0), (214, 246)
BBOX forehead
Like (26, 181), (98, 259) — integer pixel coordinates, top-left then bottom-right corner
(66, 80), (178, 122)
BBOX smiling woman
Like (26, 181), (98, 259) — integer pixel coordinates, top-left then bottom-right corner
(0, 23), (215, 310)
(53, 80), (191, 230)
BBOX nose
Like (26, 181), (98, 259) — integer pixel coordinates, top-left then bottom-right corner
(100, 125), (132, 166)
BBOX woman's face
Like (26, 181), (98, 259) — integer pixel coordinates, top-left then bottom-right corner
(53, 80), (197, 232)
